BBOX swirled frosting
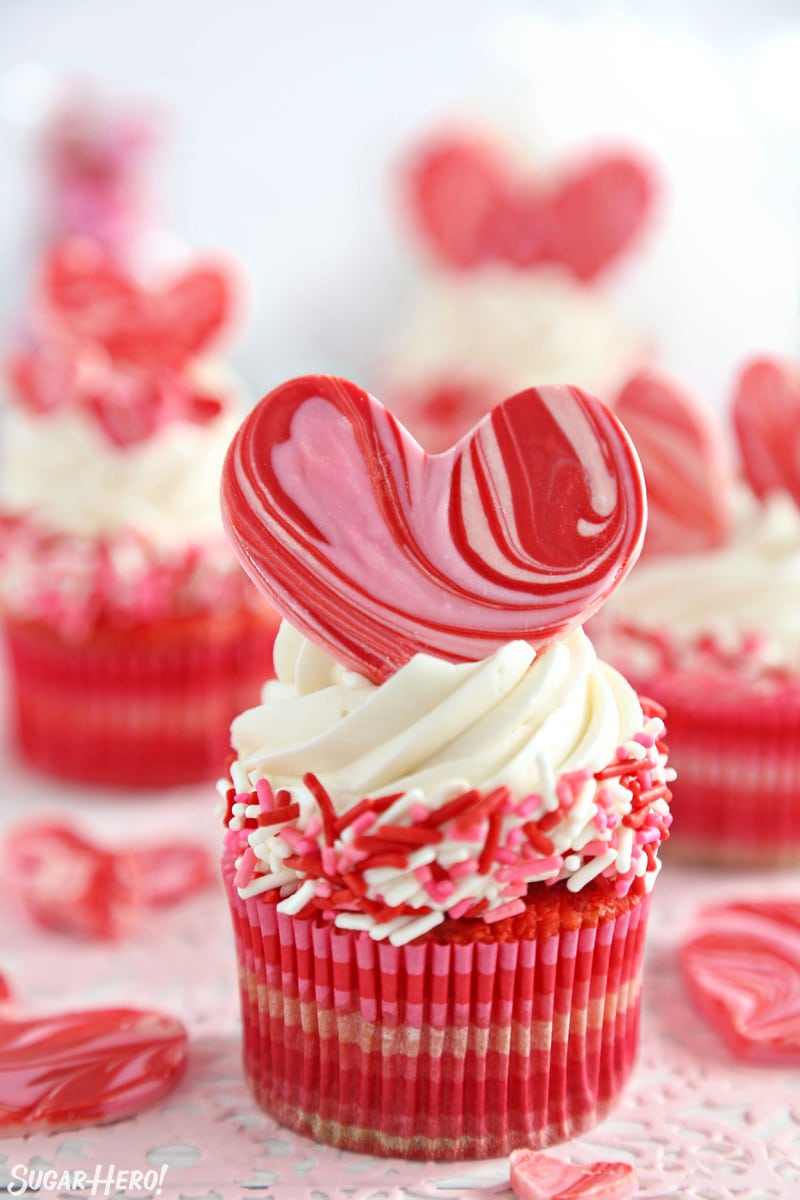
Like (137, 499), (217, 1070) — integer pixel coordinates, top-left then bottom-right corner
(0, 375), (253, 629)
(382, 266), (642, 449)
(222, 621), (672, 946)
(596, 488), (800, 679)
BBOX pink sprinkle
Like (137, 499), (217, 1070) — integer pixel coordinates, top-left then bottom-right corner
(556, 778), (573, 804)
(594, 808), (609, 834)
(448, 898), (475, 920)
(455, 823), (485, 842)
(305, 816), (322, 839)
(349, 812), (377, 838)
(410, 804), (429, 823)
(234, 846), (257, 889)
(500, 796), (515, 814)
(501, 883), (529, 899)
(497, 855), (563, 883)
(295, 837), (319, 856)
(483, 899), (526, 923)
(516, 794), (541, 817)
(414, 865), (433, 884)
(637, 827), (661, 845)
(615, 746), (629, 761)
(321, 847), (338, 875)
(234, 791), (252, 806)
(428, 880), (456, 902)
(580, 840), (611, 857)
(634, 731), (656, 748)
(255, 778), (274, 811)
(279, 827), (304, 848)
(495, 848), (517, 864)
(316, 880), (333, 897)
(505, 828), (524, 849)
(614, 877), (633, 897)
(449, 858), (479, 879)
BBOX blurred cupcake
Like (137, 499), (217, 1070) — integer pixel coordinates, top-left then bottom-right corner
(0, 238), (279, 787)
(218, 375), (672, 1158)
(593, 361), (800, 864)
(380, 127), (658, 450)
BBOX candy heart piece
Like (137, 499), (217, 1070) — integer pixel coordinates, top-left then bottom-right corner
(614, 368), (732, 554)
(222, 375), (646, 682)
(406, 132), (655, 279)
(41, 237), (233, 369)
(0, 1007), (187, 1134)
(5, 821), (213, 939)
(681, 899), (800, 1064)
(733, 357), (800, 507)
(509, 1151), (637, 1200)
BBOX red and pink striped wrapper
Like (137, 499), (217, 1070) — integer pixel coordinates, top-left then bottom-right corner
(3, 608), (278, 788)
(637, 674), (800, 865)
(223, 832), (654, 1160)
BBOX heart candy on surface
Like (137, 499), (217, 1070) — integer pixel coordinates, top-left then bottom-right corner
(5, 821), (213, 939)
(614, 368), (733, 555)
(733, 357), (800, 508)
(0, 1007), (187, 1134)
(406, 132), (655, 279)
(509, 1150), (638, 1200)
(680, 899), (800, 1065)
(221, 375), (647, 683)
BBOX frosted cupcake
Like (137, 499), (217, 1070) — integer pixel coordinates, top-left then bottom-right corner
(0, 238), (279, 787)
(219, 375), (672, 1158)
(593, 361), (800, 864)
(380, 127), (656, 451)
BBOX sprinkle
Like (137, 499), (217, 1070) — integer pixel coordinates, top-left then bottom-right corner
(302, 772), (337, 844)
(255, 778), (274, 811)
(421, 789), (482, 828)
(410, 804), (429, 823)
(522, 822), (555, 856)
(447, 898), (475, 920)
(276, 879), (317, 915)
(239, 868), (297, 898)
(449, 857), (479, 879)
(389, 911), (445, 945)
(483, 899), (526, 923)
(566, 850), (617, 892)
(496, 855), (563, 883)
(256, 803), (301, 828)
(477, 812), (504, 874)
(373, 824), (444, 847)
(233, 846), (257, 889)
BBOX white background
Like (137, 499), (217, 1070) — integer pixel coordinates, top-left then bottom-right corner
(1, 0), (800, 415)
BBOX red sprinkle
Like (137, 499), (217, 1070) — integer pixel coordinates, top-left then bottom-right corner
(255, 803), (301, 828)
(522, 821), (555, 855)
(375, 824), (444, 847)
(302, 772), (337, 845)
(422, 789), (481, 828)
(478, 812), (504, 875)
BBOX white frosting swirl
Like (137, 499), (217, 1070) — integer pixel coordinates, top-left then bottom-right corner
(598, 489), (800, 674)
(224, 622), (672, 946)
(383, 266), (642, 411)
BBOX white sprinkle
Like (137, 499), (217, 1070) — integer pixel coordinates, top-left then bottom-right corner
(615, 825), (634, 876)
(381, 876), (426, 907)
(563, 854), (582, 872)
(238, 868), (297, 898)
(566, 849), (617, 892)
(334, 912), (375, 932)
(230, 761), (251, 794)
(389, 910), (445, 946)
(232, 802), (247, 818)
(277, 879), (317, 915)
(368, 914), (416, 941)
(536, 750), (559, 812)
(245, 804), (260, 819)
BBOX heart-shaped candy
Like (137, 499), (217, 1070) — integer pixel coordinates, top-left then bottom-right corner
(0, 1007), (187, 1133)
(614, 368), (732, 554)
(5, 821), (213, 939)
(406, 132), (655, 279)
(41, 236), (234, 370)
(681, 899), (800, 1064)
(509, 1151), (637, 1200)
(733, 357), (800, 507)
(221, 376), (646, 682)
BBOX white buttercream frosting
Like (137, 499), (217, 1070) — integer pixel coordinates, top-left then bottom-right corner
(222, 621), (672, 946)
(383, 266), (642, 410)
(598, 488), (800, 675)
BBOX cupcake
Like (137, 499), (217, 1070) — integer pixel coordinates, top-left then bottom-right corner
(380, 127), (657, 451)
(218, 375), (673, 1159)
(593, 360), (800, 864)
(0, 238), (279, 787)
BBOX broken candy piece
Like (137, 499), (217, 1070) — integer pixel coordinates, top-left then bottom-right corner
(509, 1151), (637, 1200)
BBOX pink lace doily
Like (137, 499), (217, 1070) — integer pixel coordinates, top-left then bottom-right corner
(1, 671), (798, 1199)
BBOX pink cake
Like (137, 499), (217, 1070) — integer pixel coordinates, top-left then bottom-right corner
(594, 360), (800, 864)
(217, 375), (673, 1158)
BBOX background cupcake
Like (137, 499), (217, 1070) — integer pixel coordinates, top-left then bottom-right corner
(593, 360), (800, 865)
(218, 374), (672, 1159)
(378, 125), (658, 450)
(0, 237), (279, 787)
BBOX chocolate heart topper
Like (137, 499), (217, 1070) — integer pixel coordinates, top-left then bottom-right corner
(405, 130), (656, 279)
(7, 237), (237, 445)
(614, 368), (733, 556)
(609, 356), (800, 558)
(221, 376), (646, 683)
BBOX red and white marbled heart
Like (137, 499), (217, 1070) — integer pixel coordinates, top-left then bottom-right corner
(406, 132), (656, 279)
(0, 1007), (187, 1133)
(681, 899), (800, 1065)
(509, 1150), (638, 1200)
(221, 376), (646, 682)
(614, 368), (733, 555)
(733, 357), (800, 508)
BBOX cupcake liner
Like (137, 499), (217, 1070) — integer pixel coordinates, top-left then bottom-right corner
(636, 675), (800, 865)
(222, 835), (653, 1160)
(3, 608), (278, 788)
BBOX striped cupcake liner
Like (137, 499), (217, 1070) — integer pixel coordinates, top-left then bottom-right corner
(639, 678), (800, 865)
(223, 834), (653, 1160)
(3, 608), (278, 788)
